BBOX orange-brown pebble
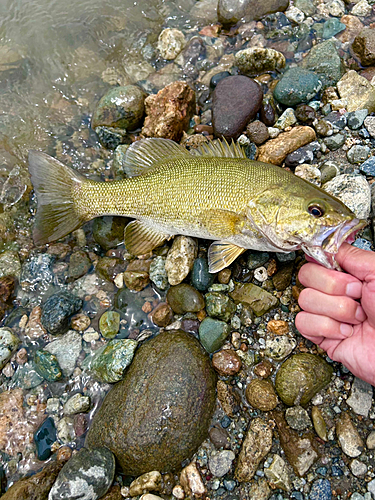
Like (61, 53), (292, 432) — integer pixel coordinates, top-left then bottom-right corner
(253, 359), (274, 378)
(151, 303), (174, 327)
(267, 259), (277, 276)
(292, 285), (302, 301)
(267, 319), (289, 336)
(212, 349), (242, 376)
(194, 124), (214, 135)
(142, 301), (152, 313)
(57, 445), (73, 461)
(196, 309), (206, 322)
(218, 268), (231, 284)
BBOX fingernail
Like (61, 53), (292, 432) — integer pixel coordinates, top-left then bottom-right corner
(340, 323), (354, 337)
(355, 306), (367, 322)
(346, 282), (362, 298)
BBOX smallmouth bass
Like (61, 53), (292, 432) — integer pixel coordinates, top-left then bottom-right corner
(28, 138), (366, 272)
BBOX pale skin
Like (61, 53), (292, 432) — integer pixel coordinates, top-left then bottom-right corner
(295, 242), (375, 387)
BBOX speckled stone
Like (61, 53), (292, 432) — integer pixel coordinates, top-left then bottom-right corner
(149, 256), (169, 290)
(212, 349), (242, 376)
(264, 335), (297, 361)
(245, 378), (278, 411)
(99, 311), (121, 339)
(165, 236), (197, 286)
(167, 283), (205, 314)
(199, 317), (230, 353)
(323, 174), (371, 219)
(301, 40), (344, 88)
(205, 292), (236, 322)
(0, 327), (19, 370)
(337, 70), (375, 113)
(86, 331), (216, 475)
(336, 412), (364, 458)
(235, 47), (285, 75)
(45, 330), (82, 377)
(309, 479), (332, 500)
(285, 406), (311, 430)
(274, 68), (322, 106)
(86, 339), (138, 383)
(34, 349), (63, 382)
(264, 454), (291, 492)
(41, 291), (82, 335)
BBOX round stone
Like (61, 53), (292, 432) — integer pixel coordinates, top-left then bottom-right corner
(235, 47), (285, 76)
(274, 68), (322, 107)
(205, 292), (236, 322)
(99, 311), (121, 339)
(199, 317), (230, 353)
(41, 291), (82, 335)
(166, 283), (205, 314)
(158, 28), (185, 60)
(191, 257), (215, 292)
(245, 378), (278, 411)
(85, 331), (216, 475)
(212, 349), (242, 376)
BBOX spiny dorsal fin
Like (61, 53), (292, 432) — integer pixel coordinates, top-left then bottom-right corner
(124, 220), (170, 255)
(124, 138), (190, 177)
(208, 242), (245, 273)
(190, 138), (247, 159)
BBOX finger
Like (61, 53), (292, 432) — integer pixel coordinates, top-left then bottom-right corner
(295, 311), (355, 340)
(298, 288), (367, 325)
(336, 243), (375, 283)
(298, 263), (363, 298)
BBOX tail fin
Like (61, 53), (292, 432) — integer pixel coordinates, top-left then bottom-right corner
(28, 151), (88, 245)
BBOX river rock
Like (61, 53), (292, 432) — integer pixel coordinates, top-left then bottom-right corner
(246, 120), (269, 145)
(346, 377), (373, 417)
(323, 174), (371, 219)
(45, 330), (82, 377)
(165, 236), (197, 286)
(301, 40), (344, 88)
(34, 350), (63, 382)
(217, 0), (250, 26)
(264, 335), (296, 361)
(86, 331), (216, 475)
(212, 349), (242, 376)
(0, 327), (19, 370)
(99, 311), (121, 339)
(209, 450), (236, 477)
(257, 126), (316, 165)
(49, 447), (115, 500)
(0, 276), (15, 322)
(191, 257), (215, 291)
(0, 250), (21, 279)
(167, 283), (204, 314)
(180, 462), (206, 498)
(235, 47), (285, 76)
(205, 292), (236, 322)
(311, 406), (328, 442)
(336, 70), (375, 113)
(218, 0), (289, 25)
(199, 317), (230, 353)
(0, 460), (66, 500)
(158, 29), (185, 60)
(352, 28), (375, 66)
(247, 478), (271, 500)
(93, 216), (129, 250)
(212, 75), (263, 140)
(63, 393), (90, 415)
(272, 411), (319, 476)
(230, 282), (278, 316)
(66, 251), (91, 282)
(309, 479), (332, 500)
(264, 454), (291, 491)
(86, 339), (137, 383)
(275, 354), (333, 406)
(142, 81), (195, 142)
(245, 378), (278, 411)
(336, 412), (364, 458)
(274, 68), (322, 106)
(149, 256), (168, 290)
(129, 471), (161, 496)
(34, 416), (56, 460)
(92, 85), (146, 131)
(41, 291), (82, 335)
(235, 418), (273, 482)
(285, 406), (311, 430)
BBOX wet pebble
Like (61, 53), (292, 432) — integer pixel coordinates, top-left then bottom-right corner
(301, 40), (343, 88)
(309, 478), (332, 500)
(87, 338), (137, 383)
(247, 251), (269, 269)
(191, 257), (215, 291)
(230, 282), (278, 316)
(123, 259), (150, 291)
(264, 335), (296, 361)
(63, 393), (90, 415)
(347, 145), (370, 164)
(246, 120), (269, 145)
(41, 290), (82, 335)
(235, 47), (285, 75)
(13, 362), (44, 389)
(180, 462), (206, 498)
(346, 377), (373, 417)
(0, 327), (19, 369)
(350, 459), (367, 477)
(245, 378), (278, 411)
(57, 416), (75, 443)
(71, 313), (91, 332)
(0, 251), (21, 280)
(336, 412), (364, 458)
(209, 450), (236, 477)
(212, 349), (242, 376)
(347, 109), (368, 130)
(165, 236), (197, 286)
(151, 302), (174, 327)
(167, 283), (204, 314)
(205, 292), (236, 322)
(34, 416), (57, 461)
(352, 27), (375, 66)
(158, 28), (185, 60)
(274, 68), (322, 107)
(93, 216), (129, 250)
(149, 256), (169, 290)
(212, 75), (263, 140)
(99, 311), (120, 339)
(199, 317), (230, 353)
(337, 70), (375, 114)
(285, 406), (311, 430)
(311, 406), (328, 441)
(34, 349), (63, 382)
(129, 471), (161, 496)
(209, 425), (230, 449)
(323, 174), (371, 219)
(49, 447), (115, 500)
(66, 250), (91, 282)
(359, 156), (375, 176)
(264, 454), (291, 492)
(257, 126), (316, 165)
(45, 330), (82, 377)
(96, 257), (125, 282)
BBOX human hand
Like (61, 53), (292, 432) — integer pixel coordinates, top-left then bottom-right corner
(295, 242), (375, 386)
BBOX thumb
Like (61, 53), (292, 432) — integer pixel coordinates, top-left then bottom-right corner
(336, 243), (375, 282)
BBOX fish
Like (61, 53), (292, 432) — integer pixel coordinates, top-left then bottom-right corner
(28, 138), (367, 273)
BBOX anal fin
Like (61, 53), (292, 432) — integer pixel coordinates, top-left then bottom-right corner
(208, 242), (245, 273)
(124, 220), (169, 255)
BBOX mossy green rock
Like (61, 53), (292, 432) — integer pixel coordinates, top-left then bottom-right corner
(166, 283), (205, 314)
(91, 85), (146, 130)
(93, 216), (129, 250)
(230, 282), (278, 316)
(205, 292), (236, 322)
(191, 257), (215, 291)
(88, 339), (138, 383)
(86, 330), (216, 474)
(99, 311), (121, 339)
(34, 349), (63, 382)
(275, 354), (333, 406)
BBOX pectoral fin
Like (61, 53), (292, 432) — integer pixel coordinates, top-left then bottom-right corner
(124, 220), (169, 255)
(208, 242), (245, 273)
(199, 209), (246, 239)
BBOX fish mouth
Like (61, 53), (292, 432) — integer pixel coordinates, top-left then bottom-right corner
(302, 218), (367, 270)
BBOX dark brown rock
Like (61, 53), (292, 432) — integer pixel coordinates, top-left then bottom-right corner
(272, 262), (294, 291)
(1, 460), (66, 500)
(218, 0), (289, 26)
(86, 331), (216, 475)
(100, 486), (123, 500)
(212, 76), (263, 140)
(217, 380), (239, 417)
(209, 425), (230, 449)
(0, 276), (15, 322)
(123, 259), (151, 292)
(151, 302), (174, 327)
(212, 349), (242, 376)
(253, 359), (274, 378)
(246, 120), (269, 145)
(352, 28), (375, 67)
(142, 81), (196, 142)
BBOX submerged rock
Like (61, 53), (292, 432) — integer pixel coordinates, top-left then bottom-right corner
(235, 47), (285, 75)
(0, 327), (19, 370)
(165, 236), (197, 286)
(93, 216), (129, 250)
(199, 317), (230, 353)
(158, 28), (186, 60)
(337, 70), (375, 113)
(86, 339), (138, 383)
(41, 291), (82, 335)
(230, 282), (278, 316)
(86, 331), (216, 475)
(167, 283), (204, 314)
(275, 354), (333, 406)
(45, 331), (82, 377)
(352, 28), (375, 66)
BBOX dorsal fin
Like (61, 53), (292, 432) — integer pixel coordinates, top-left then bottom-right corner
(190, 138), (247, 159)
(123, 138), (190, 177)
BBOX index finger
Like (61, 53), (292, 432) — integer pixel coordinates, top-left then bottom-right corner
(298, 262), (363, 298)
(336, 243), (375, 283)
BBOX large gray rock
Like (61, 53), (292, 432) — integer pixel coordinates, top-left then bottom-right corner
(218, 0), (289, 26)
(323, 174), (371, 219)
(86, 331), (216, 475)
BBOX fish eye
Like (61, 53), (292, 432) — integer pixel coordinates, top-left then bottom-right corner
(308, 204), (325, 217)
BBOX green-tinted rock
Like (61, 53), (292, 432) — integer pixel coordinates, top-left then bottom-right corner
(166, 283), (205, 314)
(96, 257), (125, 282)
(0, 327), (19, 369)
(88, 339), (138, 383)
(247, 251), (269, 270)
(294, 0), (315, 16)
(34, 350), (63, 382)
(230, 283), (278, 316)
(191, 257), (215, 291)
(85, 331), (216, 475)
(66, 250), (91, 282)
(275, 354), (333, 406)
(311, 406), (328, 441)
(205, 292), (236, 322)
(113, 145), (129, 174)
(99, 311), (121, 339)
(301, 40), (344, 88)
(13, 362), (44, 389)
(0, 250), (21, 279)
(322, 18), (345, 40)
(92, 85), (146, 130)
(95, 126), (127, 150)
(274, 68), (322, 106)
(93, 216), (129, 250)
(199, 317), (230, 353)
